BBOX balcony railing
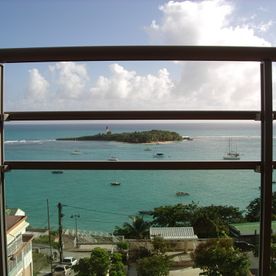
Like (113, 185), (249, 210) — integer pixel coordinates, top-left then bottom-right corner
(7, 235), (22, 257)
(0, 45), (275, 275)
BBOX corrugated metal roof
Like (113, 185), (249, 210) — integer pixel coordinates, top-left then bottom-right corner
(150, 227), (198, 240)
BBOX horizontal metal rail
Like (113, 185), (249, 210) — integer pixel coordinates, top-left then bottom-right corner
(5, 111), (260, 121)
(4, 160), (260, 171)
(1, 46), (276, 63)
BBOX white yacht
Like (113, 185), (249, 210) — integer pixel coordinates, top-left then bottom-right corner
(223, 138), (240, 160)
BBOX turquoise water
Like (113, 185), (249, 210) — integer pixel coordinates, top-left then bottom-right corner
(4, 121), (269, 232)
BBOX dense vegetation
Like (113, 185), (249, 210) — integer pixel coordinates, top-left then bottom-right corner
(191, 238), (250, 275)
(245, 191), (276, 221)
(114, 203), (245, 239)
(73, 247), (126, 276)
(57, 129), (183, 143)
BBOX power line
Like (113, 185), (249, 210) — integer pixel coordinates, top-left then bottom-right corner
(64, 204), (133, 217)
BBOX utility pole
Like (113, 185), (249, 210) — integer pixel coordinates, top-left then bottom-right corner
(70, 214), (80, 248)
(57, 202), (63, 263)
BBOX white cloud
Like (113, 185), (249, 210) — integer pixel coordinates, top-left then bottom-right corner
(20, 0), (273, 111)
(146, 0), (270, 46)
(49, 62), (89, 99)
(24, 62), (90, 110)
(144, 0), (272, 110)
(173, 61), (260, 110)
(90, 64), (174, 109)
(27, 68), (49, 99)
(25, 68), (50, 109)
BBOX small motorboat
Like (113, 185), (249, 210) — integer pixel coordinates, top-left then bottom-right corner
(176, 191), (189, 196)
(108, 156), (119, 161)
(111, 181), (121, 186)
(51, 170), (63, 174)
(153, 152), (164, 158)
(71, 150), (81, 155)
(182, 136), (193, 141)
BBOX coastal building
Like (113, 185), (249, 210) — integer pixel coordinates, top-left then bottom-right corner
(150, 227), (198, 251)
(6, 212), (33, 276)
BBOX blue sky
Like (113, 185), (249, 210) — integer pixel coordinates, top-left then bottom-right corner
(1, 0), (165, 48)
(1, 0), (276, 111)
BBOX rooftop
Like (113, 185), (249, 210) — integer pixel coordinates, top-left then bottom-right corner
(5, 215), (26, 233)
(150, 227), (198, 240)
(232, 221), (276, 236)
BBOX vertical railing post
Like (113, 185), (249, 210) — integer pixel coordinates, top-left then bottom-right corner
(0, 64), (7, 275)
(259, 60), (273, 276)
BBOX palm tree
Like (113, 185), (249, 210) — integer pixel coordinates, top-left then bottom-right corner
(114, 216), (150, 239)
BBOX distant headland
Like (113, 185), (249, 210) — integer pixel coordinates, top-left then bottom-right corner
(56, 129), (183, 144)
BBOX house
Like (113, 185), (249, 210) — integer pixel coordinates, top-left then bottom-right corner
(149, 227), (198, 251)
(6, 212), (33, 276)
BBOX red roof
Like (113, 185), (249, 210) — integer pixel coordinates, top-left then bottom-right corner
(6, 216), (26, 233)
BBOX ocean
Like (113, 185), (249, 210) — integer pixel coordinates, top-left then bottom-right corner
(4, 121), (270, 232)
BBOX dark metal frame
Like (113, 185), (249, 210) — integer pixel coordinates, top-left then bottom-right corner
(0, 65), (7, 275)
(0, 45), (274, 275)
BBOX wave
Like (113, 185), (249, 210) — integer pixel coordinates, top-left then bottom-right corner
(4, 139), (55, 145)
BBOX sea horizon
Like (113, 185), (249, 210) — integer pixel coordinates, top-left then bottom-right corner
(5, 121), (267, 232)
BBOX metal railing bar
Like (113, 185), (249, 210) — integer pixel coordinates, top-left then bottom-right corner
(5, 111), (259, 121)
(1, 46), (276, 63)
(259, 61), (273, 276)
(4, 160), (259, 171)
(0, 65), (7, 276)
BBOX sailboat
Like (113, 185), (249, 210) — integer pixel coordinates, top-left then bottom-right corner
(223, 138), (240, 160)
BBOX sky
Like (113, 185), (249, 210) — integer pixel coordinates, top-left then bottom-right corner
(1, 0), (276, 112)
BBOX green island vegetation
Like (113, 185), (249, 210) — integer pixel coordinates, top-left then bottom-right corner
(57, 129), (183, 143)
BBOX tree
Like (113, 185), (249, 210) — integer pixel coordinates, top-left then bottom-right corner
(74, 248), (110, 276)
(113, 216), (150, 239)
(90, 248), (110, 276)
(73, 257), (91, 276)
(151, 203), (197, 227)
(192, 238), (250, 276)
(188, 205), (244, 238)
(246, 191), (276, 221)
(198, 205), (244, 224)
(136, 255), (171, 276)
(128, 246), (151, 263)
(245, 197), (261, 222)
(74, 248), (126, 276)
(116, 241), (128, 250)
(191, 213), (228, 238)
(152, 236), (169, 255)
(150, 203), (243, 229)
(110, 253), (126, 276)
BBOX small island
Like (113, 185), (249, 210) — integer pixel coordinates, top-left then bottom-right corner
(57, 129), (183, 144)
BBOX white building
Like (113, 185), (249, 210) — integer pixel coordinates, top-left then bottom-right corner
(150, 227), (198, 251)
(6, 212), (33, 276)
